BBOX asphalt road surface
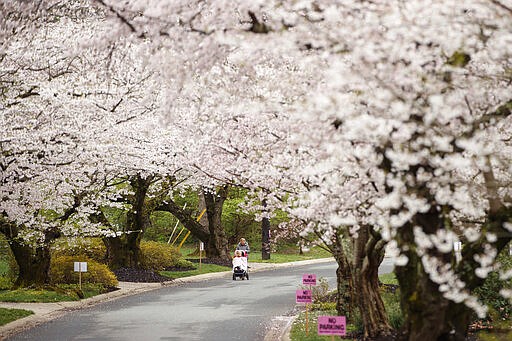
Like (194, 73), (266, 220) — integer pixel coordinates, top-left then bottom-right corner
(8, 259), (394, 341)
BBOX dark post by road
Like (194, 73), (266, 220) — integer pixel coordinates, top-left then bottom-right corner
(261, 199), (271, 260)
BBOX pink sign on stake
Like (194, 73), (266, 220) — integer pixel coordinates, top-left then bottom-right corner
(302, 274), (317, 286)
(317, 316), (346, 336)
(296, 289), (312, 303)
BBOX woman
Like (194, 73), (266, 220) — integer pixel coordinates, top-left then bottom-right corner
(235, 238), (250, 256)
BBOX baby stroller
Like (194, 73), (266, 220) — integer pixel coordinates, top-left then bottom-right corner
(232, 250), (249, 280)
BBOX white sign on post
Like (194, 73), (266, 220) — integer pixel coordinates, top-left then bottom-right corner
(73, 261), (87, 291)
(453, 242), (462, 252)
(74, 262), (88, 272)
(199, 242), (204, 251)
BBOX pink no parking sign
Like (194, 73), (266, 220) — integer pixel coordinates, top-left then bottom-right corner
(317, 316), (346, 336)
(295, 289), (312, 303)
(302, 274), (316, 286)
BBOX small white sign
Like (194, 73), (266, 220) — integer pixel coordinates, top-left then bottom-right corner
(200, 242), (204, 251)
(74, 262), (88, 272)
(453, 242), (462, 252)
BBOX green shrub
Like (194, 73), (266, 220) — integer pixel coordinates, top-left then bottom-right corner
(474, 248), (512, 320)
(50, 256), (118, 287)
(312, 301), (337, 311)
(174, 258), (195, 269)
(51, 238), (106, 263)
(0, 235), (19, 285)
(379, 272), (398, 285)
(0, 259), (15, 290)
(56, 283), (112, 299)
(381, 289), (403, 330)
(140, 241), (181, 270)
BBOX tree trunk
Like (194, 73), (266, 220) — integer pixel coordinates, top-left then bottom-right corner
(157, 198), (210, 242)
(261, 200), (271, 260)
(353, 225), (391, 339)
(10, 241), (52, 288)
(396, 204), (512, 341)
(355, 269), (391, 338)
(330, 227), (391, 339)
(103, 174), (152, 269)
(395, 249), (472, 341)
(198, 190), (209, 228)
(331, 233), (354, 317)
(103, 233), (142, 269)
(1, 218), (59, 288)
(395, 204), (474, 341)
(203, 186), (230, 260)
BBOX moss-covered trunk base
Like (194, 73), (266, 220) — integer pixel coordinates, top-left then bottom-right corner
(103, 234), (142, 269)
(10, 241), (52, 288)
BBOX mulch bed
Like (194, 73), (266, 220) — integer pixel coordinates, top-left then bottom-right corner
(113, 267), (171, 283)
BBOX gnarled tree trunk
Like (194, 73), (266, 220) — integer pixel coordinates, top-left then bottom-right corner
(353, 225), (392, 339)
(156, 197), (210, 245)
(10, 241), (52, 288)
(102, 174), (152, 269)
(331, 233), (353, 317)
(330, 228), (391, 339)
(1, 217), (59, 288)
(203, 186), (230, 260)
(157, 186), (231, 259)
(104, 232), (143, 269)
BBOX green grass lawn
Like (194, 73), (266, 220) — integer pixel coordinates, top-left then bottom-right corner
(179, 245), (332, 263)
(0, 284), (108, 303)
(0, 307), (34, 326)
(249, 247), (332, 263)
(379, 272), (398, 285)
(160, 263), (231, 279)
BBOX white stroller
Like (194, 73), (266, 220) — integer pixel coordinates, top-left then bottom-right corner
(232, 250), (249, 280)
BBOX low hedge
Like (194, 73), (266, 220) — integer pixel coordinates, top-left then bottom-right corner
(50, 256), (118, 287)
(140, 241), (181, 271)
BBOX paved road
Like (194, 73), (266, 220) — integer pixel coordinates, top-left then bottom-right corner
(7, 259), (394, 341)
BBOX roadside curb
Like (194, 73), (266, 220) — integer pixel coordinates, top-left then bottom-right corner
(0, 257), (334, 339)
(264, 314), (297, 341)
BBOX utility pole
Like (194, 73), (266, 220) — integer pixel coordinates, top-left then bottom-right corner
(261, 199), (271, 260)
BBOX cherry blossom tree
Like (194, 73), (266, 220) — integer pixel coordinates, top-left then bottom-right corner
(0, 4), (174, 283)
(3, 2), (511, 340)
(107, 1), (512, 339)
(242, 2), (511, 339)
